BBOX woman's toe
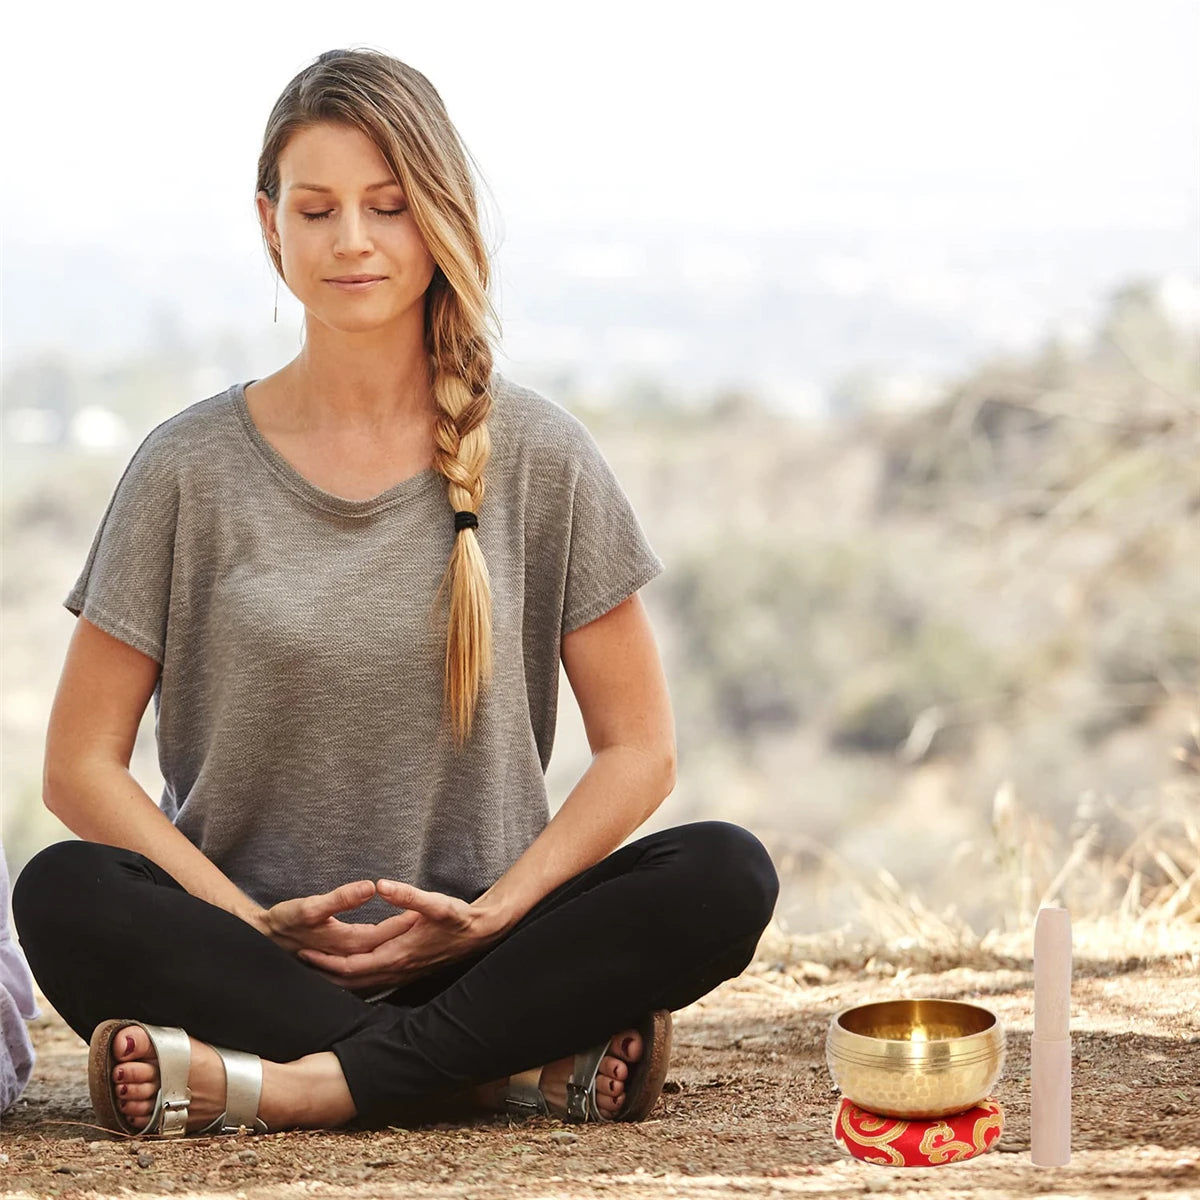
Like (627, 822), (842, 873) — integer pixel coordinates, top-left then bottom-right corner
(115, 1061), (156, 1085)
(114, 1025), (153, 1062)
(121, 1097), (153, 1116)
(110, 1025), (161, 1129)
(599, 1058), (626, 1088)
(112, 1027), (157, 1081)
(614, 1029), (643, 1062)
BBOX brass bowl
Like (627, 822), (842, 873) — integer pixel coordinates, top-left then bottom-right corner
(825, 998), (1005, 1119)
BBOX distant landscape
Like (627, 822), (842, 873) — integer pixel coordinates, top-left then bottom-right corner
(2, 273), (1198, 950)
(5, 220), (1197, 418)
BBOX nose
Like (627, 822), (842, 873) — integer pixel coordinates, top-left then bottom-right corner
(332, 209), (374, 258)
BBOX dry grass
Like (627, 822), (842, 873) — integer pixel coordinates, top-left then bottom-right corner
(754, 715), (1200, 975)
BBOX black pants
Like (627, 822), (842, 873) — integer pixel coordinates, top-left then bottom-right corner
(12, 820), (779, 1127)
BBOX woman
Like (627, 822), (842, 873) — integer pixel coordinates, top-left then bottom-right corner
(12, 47), (779, 1139)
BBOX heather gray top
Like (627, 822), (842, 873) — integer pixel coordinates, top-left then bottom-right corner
(64, 371), (664, 925)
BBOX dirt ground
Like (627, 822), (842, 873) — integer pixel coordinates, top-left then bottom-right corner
(3, 947), (1199, 1200)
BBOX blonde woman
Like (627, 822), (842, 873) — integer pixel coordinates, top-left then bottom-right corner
(13, 47), (779, 1138)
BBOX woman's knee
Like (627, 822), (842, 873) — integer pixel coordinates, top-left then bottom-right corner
(12, 840), (124, 943)
(673, 820), (781, 930)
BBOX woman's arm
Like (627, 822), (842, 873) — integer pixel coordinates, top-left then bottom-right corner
(45, 761), (270, 932)
(44, 616), (271, 931)
(472, 743), (674, 935)
(46, 766), (396, 961)
(44, 618), (390, 957)
(472, 592), (676, 934)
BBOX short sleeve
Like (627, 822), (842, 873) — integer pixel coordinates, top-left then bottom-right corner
(560, 420), (665, 635)
(63, 429), (179, 664)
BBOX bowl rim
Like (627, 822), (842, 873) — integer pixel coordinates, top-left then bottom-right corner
(828, 996), (1001, 1046)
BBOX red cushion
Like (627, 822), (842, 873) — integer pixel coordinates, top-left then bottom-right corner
(832, 1096), (1004, 1167)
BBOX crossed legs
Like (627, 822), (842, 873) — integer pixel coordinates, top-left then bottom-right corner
(12, 821), (780, 1129)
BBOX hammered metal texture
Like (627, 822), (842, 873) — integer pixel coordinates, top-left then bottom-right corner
(825, 998), (1006, 1120)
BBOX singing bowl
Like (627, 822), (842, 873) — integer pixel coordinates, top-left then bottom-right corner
(825, 998), (1005, 1119)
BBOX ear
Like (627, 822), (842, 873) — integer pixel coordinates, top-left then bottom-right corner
(255, 190), (280, 251)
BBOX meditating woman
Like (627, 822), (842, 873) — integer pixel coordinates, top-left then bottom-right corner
(12, 46), (779, 1138)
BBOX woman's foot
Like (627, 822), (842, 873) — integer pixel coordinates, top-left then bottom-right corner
(474, 1026), (644, 1118)
(109, 1024), (357, 1133)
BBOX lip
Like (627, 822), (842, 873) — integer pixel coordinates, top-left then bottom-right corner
(326, 275), (387, 292)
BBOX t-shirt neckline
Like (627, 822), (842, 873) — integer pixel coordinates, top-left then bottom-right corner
(231, 378), (443, 517)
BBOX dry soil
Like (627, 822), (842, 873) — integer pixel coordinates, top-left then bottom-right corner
(3, 951), (1198, 1199)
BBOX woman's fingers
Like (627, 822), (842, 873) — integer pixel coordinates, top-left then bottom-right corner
(377, 880), (465, 924)
(298, 910), (432, 976)
(317, 911), (419, 954)
(282, 879), (473, 977)
(292, 881), (375, 928)
(376, 880), (417, 906)
(298, 945), (383, 974)
(322, 881), (377, 916)
(363, 910), (421, 943)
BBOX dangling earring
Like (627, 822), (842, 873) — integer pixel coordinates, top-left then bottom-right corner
(272, 240), (281, 323)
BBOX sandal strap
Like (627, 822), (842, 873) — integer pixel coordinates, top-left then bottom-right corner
(195, 1045), (268, 1135)
(501, 1065), (550, 1116)
(500, 1028), (650, 1124)
(566, 1044), (608, 1122)
(138, 1023), (194, 1138)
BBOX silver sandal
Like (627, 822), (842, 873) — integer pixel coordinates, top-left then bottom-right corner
(88, 1018), (269, 1138)
(499, 1009), (673, 1123)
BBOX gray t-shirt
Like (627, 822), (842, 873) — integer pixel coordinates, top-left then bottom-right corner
(64, 370), (664, 925)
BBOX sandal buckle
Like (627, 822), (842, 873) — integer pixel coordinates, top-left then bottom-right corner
(565, 1081), (591, 1122)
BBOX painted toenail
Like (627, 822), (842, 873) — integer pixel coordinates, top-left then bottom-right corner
(116, 1068), (125, 1081)
(622, 1038), (633, 1054)
(119, 1085), (127, 1095)
(123, 1035), (134, 1053)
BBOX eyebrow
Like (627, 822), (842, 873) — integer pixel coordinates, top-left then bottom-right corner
(288, 180), (401, 193)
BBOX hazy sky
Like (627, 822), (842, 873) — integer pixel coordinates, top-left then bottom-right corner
(4, 0), (1197, 253)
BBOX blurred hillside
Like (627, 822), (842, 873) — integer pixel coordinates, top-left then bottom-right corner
(567, 277), (1200, 941)
(3, 276), (1198, 945)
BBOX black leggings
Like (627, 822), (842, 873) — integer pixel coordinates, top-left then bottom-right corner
(11, 820), (779, 1127)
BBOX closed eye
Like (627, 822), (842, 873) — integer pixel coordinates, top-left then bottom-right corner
(301, 207), (407, 221)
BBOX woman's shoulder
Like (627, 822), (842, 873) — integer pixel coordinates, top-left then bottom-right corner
(490, 370), (597, 460)
(147, 382), (241, 445)
(105, 384), (240, 494)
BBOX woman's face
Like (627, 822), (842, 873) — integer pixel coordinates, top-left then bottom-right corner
(256, 122), (438, 333)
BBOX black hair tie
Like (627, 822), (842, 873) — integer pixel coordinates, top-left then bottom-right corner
(454, 510), (479, 532)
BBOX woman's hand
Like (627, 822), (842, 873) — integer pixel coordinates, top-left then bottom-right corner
(255, 880), (413, 959)
(293, 879), (509, 992)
